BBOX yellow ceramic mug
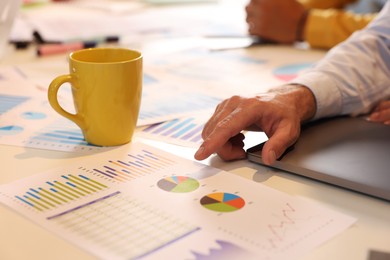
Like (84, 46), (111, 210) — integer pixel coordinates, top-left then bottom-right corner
(48, 48), (142, 146)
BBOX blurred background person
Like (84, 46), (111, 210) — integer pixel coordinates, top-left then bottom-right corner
(246, 0), (386, 49)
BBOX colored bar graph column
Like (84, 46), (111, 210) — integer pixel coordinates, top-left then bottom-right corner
(93, 149), (176, 183)
(14, 174), (107, 211)
(0, 94), (29, 115)
(139, 116), (206, 147)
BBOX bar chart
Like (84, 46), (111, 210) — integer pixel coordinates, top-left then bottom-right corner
(30, 119), (90, 147)
(0, 94), (29, 115)
(138, 90), (220, 126)
(0, 142), (355, 260)
(138, 116), (206, 147)
(0, 96), (110, 152)
(92, 149), (176, 183)
(190, 240), (258, 259)
(0, 91), (216, 152)
(15, 174), (108, 212)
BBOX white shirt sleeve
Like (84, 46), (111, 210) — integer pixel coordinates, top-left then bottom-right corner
(291, 1), (390, 120)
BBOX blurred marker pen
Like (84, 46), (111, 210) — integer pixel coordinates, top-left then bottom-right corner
(37, 41), (97, 56)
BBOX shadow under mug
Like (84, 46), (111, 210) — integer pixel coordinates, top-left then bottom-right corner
(48, 48), (143, 146)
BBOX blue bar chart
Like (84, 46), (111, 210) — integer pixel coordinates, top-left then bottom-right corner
(0, 95), (110, 152)
(0, 94), (29, 115)
(19, 117), (106, 152)
(30, 119), (90, 147)
(0, 142), (355, 260)
(0, 89), (215, 152)
(138, 116), (206, 147)
(138, 90), (220, 126)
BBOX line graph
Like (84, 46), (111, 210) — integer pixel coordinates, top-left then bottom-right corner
(267, 203), (296, 248)
(0, 142), (355, 260)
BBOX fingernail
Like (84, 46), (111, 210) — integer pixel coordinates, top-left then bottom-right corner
(369, 112), (379, 120)
(194, 146), (205, 159)
(268, 150), (276, 165)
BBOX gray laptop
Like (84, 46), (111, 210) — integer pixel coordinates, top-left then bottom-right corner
(247, 116), (390, 201)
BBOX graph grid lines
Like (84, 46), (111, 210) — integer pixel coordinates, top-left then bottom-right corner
(47, 192), (200, 259)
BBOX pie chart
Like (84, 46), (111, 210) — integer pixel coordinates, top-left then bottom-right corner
(157, 176), (200, 193)
(273, 63), (312, 81)
(200, 192), (245, 212)
(22, 111), (47, 120)
(0, 125), (24, 135)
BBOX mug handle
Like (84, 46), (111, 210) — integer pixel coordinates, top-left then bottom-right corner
(48, 75), (85, 129)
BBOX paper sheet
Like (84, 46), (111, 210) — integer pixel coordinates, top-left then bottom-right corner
(143, 46), (324, 97)
(13, 0), (247, 43)
(136, 113), (210, 148)
(0, 67), (222, 151)
(0, 142), (356, 260)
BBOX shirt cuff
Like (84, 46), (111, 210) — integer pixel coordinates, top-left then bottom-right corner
(290, 71), (343, 120)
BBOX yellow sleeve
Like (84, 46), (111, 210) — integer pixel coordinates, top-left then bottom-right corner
(304, 9), (376, 49)
(299, 0), (357, 9)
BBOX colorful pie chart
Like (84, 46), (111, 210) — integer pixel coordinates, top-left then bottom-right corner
(200, 192), (245, 212)
(157, 176), (200, 193)
(273, 63), (313, 81)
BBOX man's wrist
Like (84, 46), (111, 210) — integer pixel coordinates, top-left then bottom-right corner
(269, 84), (316, 122)
(292, 84), (316, 122)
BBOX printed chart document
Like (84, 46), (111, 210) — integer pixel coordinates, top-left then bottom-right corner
(0, 67), (110, 153)
(0, 67), (220, 152)
(0, 142), (355, 260)
(137, 113), (211, 148)
(14, 0), (247, 43)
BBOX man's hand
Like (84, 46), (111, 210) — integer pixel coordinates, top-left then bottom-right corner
(194, 85), (316, 165)
(368, 100), (390, 125)
(245, 0), (307, 43)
